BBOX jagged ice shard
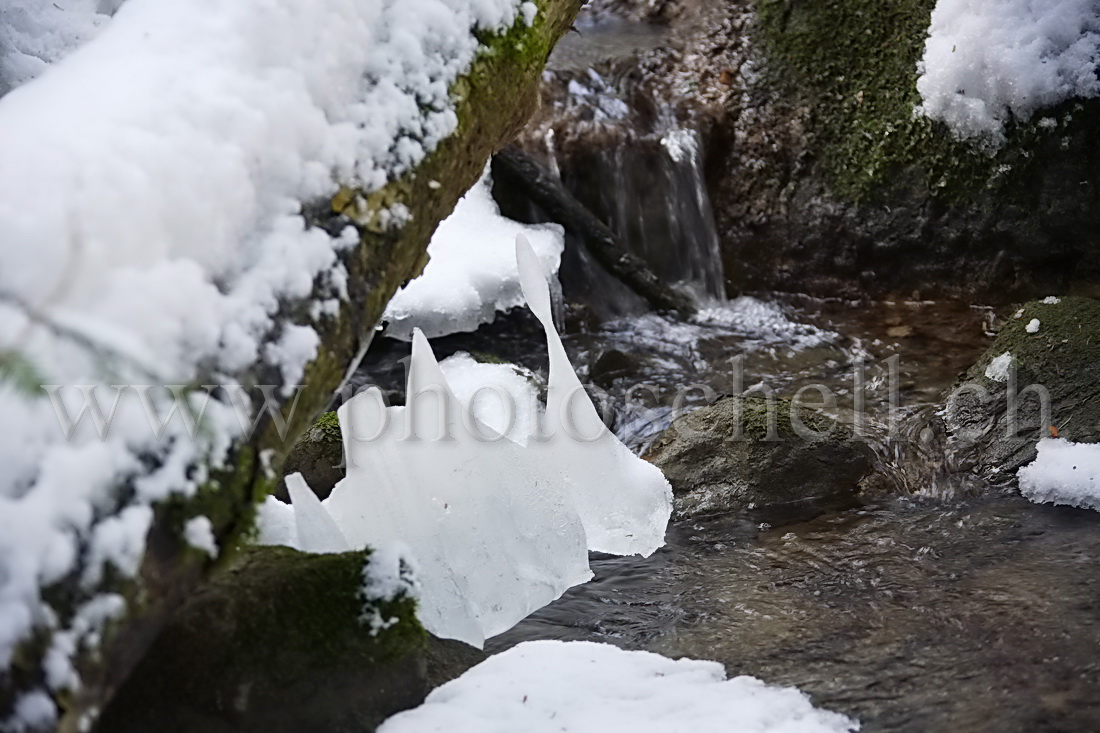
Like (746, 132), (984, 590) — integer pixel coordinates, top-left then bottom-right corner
(515, 235), (673, 556)
(263, 235), (671, 648)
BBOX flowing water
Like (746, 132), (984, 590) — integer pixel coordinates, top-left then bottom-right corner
(447, 298), (1100, 732)
(361, 292), (1100, 730)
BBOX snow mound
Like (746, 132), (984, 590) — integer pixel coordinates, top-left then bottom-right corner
(917, 0), (1100, 141)
(378, 640), (859, 733)
(384, 172), (564, 340)
(439, 352), (544, 445)
(984, 352), (1013, 383)
(1018, 438), (1100, 511)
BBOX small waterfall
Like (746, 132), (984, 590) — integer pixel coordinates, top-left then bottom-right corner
(579, 127), (724, 302)
(522, 64), (727, 318)
(555, 121), (726, 311)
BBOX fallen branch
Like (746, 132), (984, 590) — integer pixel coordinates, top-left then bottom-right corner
(491, 145), (697, 316)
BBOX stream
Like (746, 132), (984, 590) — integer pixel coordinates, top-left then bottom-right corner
(355, 16), (1100, 732)
(359, 293), (1100, 732)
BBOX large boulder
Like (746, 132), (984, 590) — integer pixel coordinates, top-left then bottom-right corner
(93, 547), (485, 733)
(644, 395), (874, 520)
(942, 296), (1100, 478)
(515, 0), (1100, 304)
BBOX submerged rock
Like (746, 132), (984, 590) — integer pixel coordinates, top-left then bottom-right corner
(943, 296), (1100, 478)
(94, 546), (484, 733)
(644, 395), (874, 520)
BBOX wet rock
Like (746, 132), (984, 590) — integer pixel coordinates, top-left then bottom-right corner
(275, 411), (345, 502)
(94, 546), (484, 733)
(587, 348), (641, 389)
(644, 394), (874, 520)
(943, 296), (1100, 477)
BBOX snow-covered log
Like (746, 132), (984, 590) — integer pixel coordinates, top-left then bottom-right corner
(0, 0), (582, 729)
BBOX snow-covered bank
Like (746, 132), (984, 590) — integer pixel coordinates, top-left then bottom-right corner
(378, 640), (859, 733)
(0, 0), (538, 725)
(1018, 438), (1100, 511)
(917, 0), (1100, 141)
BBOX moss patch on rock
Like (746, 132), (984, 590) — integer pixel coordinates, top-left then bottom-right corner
(945, 296), (1100, 476)
(94, 546), (433, 733)
(277, 411), (346, 501)
(755, 0), (1100, 203)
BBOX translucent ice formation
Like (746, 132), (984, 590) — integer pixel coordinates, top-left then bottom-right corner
(260, 235), (672, 647)
(326, 330), (592, 647)
(515, 235), (672, 556)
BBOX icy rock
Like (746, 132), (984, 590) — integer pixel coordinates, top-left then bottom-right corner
(260, 236), (673, 648)
(323, 331), (592, 648)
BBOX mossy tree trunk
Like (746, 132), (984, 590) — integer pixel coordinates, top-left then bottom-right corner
(9, 3), (585, 730)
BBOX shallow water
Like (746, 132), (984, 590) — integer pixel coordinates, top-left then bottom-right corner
(489, 495), (1100, 732)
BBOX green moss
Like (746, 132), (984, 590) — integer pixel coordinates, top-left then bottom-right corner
(469, 350), (511, 365)
(755, 0), (1100, 202)
(221, 546), (424, 666)
(738, 393), (836, 441)
(310, 411), (343, 443)
(970, 297), (1100, 383)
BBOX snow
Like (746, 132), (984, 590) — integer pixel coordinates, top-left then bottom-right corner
(0, 0), (535, 719)
(378, 640), (859, 733)
(439, 352), (544, 444)
(183, 516), (218, 559)
(361, 544), (420, 636)
(917, 0), (1100, 142)
(259, 237), (672, 648)
(1018, 438), (1100, 511)
(383, 171), (565, 340)
(984, 352), (1013, 383)
(0, 0), (118, 97)
(520, 1), (539, 27)
(1025, 318), (1041, 334)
